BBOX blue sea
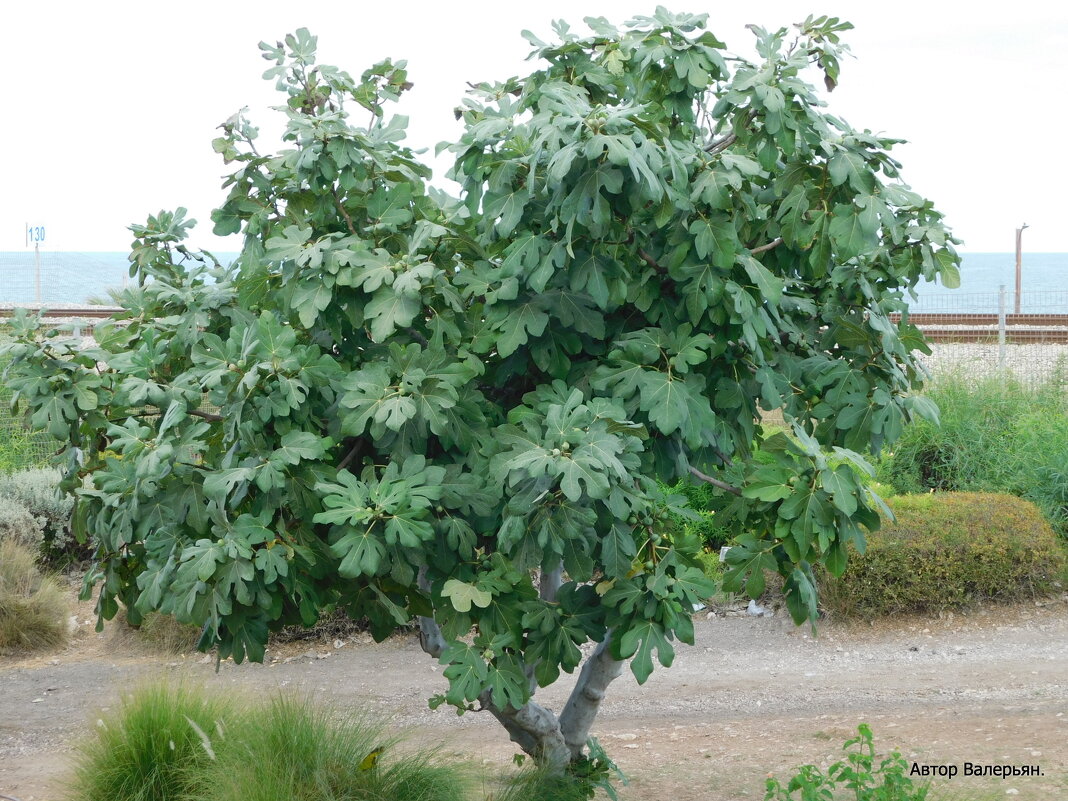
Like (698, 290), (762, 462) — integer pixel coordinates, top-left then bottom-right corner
(0, 251), (1064, 313)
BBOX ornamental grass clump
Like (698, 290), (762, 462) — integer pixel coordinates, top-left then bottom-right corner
(820, 492), (1066, 618)
(0, 539), (68, 653)
(70, 682), (237, 801)
(193, 696), (470, 801)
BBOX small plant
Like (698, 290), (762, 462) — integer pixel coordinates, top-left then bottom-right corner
(0, 539), (69, 654)
(764, 724), (929, 801)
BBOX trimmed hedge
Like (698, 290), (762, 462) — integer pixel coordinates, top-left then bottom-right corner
(821, 492), (1066, 618)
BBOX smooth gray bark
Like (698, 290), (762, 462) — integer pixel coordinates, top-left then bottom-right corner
(558, 633), (626, 758)
(415, 567), (622, 769)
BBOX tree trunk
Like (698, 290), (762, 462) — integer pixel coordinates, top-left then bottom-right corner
(416, 568), (625, 771)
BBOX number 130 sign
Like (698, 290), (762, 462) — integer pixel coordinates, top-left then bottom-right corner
(26, 222), (46, 246)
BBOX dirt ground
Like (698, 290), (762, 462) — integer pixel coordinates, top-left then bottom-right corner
(3, 591), (1067, 801)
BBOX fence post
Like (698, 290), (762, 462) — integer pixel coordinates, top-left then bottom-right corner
(997, 284), (1007, 369)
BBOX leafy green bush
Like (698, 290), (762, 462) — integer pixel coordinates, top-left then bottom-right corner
(0, 468), (78, 561)
(765, 724), (929, 800)
(71, 682), (236, 801)
(820, 493), (1066, 618)
(194, 696), (470, 801)
(0, 539), (69, 653)
(878, 374), (1068, 534)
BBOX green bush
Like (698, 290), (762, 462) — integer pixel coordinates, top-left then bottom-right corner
(878, 374), (1068, 534)
(71, 682), (236, 801)
(821, 493), (1066, 618)
(765, 724), (929, 801)
(0, 539), (69, 653)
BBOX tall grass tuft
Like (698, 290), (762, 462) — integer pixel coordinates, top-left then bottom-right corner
(193, 696), (470, 801)
(879, 373), (1068, 534)
(0, 539), (68, 653)
(70, 682), (235, 801)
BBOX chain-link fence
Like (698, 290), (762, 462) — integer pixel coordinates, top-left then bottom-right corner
(0, 250), (132, 306)
(903, 289), (1068, 388)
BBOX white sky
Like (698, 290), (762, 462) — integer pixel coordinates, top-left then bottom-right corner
(3, 1), (1066, 253)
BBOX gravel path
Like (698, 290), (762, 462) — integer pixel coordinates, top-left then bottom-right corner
(3, 596), (1067, 801)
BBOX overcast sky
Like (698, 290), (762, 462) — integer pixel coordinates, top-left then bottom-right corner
(3, 1), (1065, 254)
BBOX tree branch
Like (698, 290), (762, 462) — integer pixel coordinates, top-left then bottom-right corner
(559, 633), (626, 758)
(189, 409), (224, 422)
(688, 465), (743, 496)
(705, 132), (738, 155)
(750, 237), (784, 255)
(539, 562), (563, 603)
(331, 187), (357, 235)
(705, 109), (758, 154)
(337, 438), (365, 471)
(638, 248), (664, 271)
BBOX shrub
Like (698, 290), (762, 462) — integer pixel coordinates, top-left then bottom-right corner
(70, 682), (236, 801)
(0, 539), (69, 653)
(821, 493), (1067, 618)
(0, 467), (77, 558)
(0, 497), (44, 550)
(765, 724), (929, 801)
(189, 696), (470, 801)
(878, 374), (1068, 534)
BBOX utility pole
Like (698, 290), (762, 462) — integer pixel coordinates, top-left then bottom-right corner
(1014, 223), (1028, 314)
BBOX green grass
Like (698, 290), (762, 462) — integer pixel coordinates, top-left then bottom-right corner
(71, 682), (234, 801)
(878, 372), (1068, 534)
(0, 539), (68, 654)
(71, 683), (473, 801)
(195, 696), (470, 801)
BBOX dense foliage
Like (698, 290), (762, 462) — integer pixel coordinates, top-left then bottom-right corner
(2, 10), (958, 766)
(878, 373), (1068, 534)
(820, 492), (1066, 618)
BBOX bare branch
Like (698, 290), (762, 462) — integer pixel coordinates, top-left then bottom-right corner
(750, 237), (784, 255)
(705, 109), (758, 154)
(688, 465), (743, 496)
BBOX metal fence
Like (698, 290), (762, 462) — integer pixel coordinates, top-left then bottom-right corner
(0, 250), (131, 306)
(904, 288), (1068, 388)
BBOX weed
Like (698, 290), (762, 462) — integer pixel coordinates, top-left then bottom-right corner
(765, 724), (929, 801)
